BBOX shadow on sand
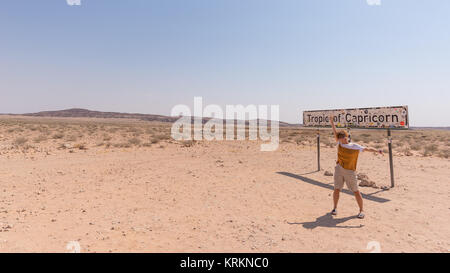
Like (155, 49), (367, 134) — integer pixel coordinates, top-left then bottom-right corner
(287, 213), (363, 229)
(277, 172), (390, 203)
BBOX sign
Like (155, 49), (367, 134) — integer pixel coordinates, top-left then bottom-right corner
(303, 106), (409, 129)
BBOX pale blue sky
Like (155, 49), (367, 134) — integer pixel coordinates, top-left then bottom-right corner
(1, 0), (449, 126)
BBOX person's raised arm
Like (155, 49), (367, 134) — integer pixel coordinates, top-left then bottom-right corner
(329, 114), (338, 141)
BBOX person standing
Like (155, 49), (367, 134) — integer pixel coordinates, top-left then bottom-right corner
(329, 115), (383, 219)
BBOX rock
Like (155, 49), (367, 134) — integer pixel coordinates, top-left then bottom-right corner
(357, 173), (379, 188)
(324, 171), (333, 176)
(404, 151), (413, 156)
(58, 143), (73, 150)
(357, 173), (369, 181)
(358, 179), (379, 189)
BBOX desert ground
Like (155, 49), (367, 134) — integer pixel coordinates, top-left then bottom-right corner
(0, 116), (449, 252)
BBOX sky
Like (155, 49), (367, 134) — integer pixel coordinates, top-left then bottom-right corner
(1, 0), (449, 126)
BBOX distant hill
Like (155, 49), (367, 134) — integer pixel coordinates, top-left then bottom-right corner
(18, 108), (297, 127)
(22, 108), (180, 123)
(411, 127), (450, 131)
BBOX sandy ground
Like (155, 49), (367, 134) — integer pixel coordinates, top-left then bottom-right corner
(0, 138), (449, 253)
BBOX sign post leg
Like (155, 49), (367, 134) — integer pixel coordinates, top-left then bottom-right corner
(317, 130), (320, 172)
(387, 129), (395, 188)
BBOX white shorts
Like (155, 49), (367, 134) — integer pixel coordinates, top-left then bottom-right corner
(334, 164), (359, 192)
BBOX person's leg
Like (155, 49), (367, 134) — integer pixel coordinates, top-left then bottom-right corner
(333, 189), (340, 210)
(344, 170), (363, 213)
(354, 191), (364, 213)
(333, 165), (344, 213)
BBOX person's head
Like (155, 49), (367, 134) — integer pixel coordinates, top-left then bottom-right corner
(336, 130), (349, 144)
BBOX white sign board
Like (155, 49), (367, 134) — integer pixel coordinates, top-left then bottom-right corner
(303, 106), (409, 129)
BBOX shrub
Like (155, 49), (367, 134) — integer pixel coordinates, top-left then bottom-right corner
(410, 143), (421, 151)
(103, 134), (112, 141)
(73, 143), (87, 150)
(401, 147), (413, 156)
(65, 134), (78, 142)
(438, 149), (450, 159)
(295, 137), (305, 145)
(108, 127), (119, 133)
(52, 133), (64, 139)
(33, 135), (47, 143)
(128, 137), (141, 146)
(181, 140), (195, 147)
(114, 142), (131, 148)
(13, 137), (28, 146)
(150, 134), (169, 144)
(422, 144), (438, 157)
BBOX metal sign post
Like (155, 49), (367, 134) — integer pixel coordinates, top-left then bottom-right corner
(387, 129), (395, 188)
(317, 129), (321, 172)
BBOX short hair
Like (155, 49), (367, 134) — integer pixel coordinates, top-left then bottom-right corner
(336, 130), (348, 139)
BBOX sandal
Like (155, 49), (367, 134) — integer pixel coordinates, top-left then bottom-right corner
(357, 212), (365, 219)
(331, 209), (337, 216)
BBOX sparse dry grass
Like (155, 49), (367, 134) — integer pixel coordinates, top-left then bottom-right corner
(0, 116), (448, 158)
(0, 116), (175, 152)
(278, 127), (450, 158)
